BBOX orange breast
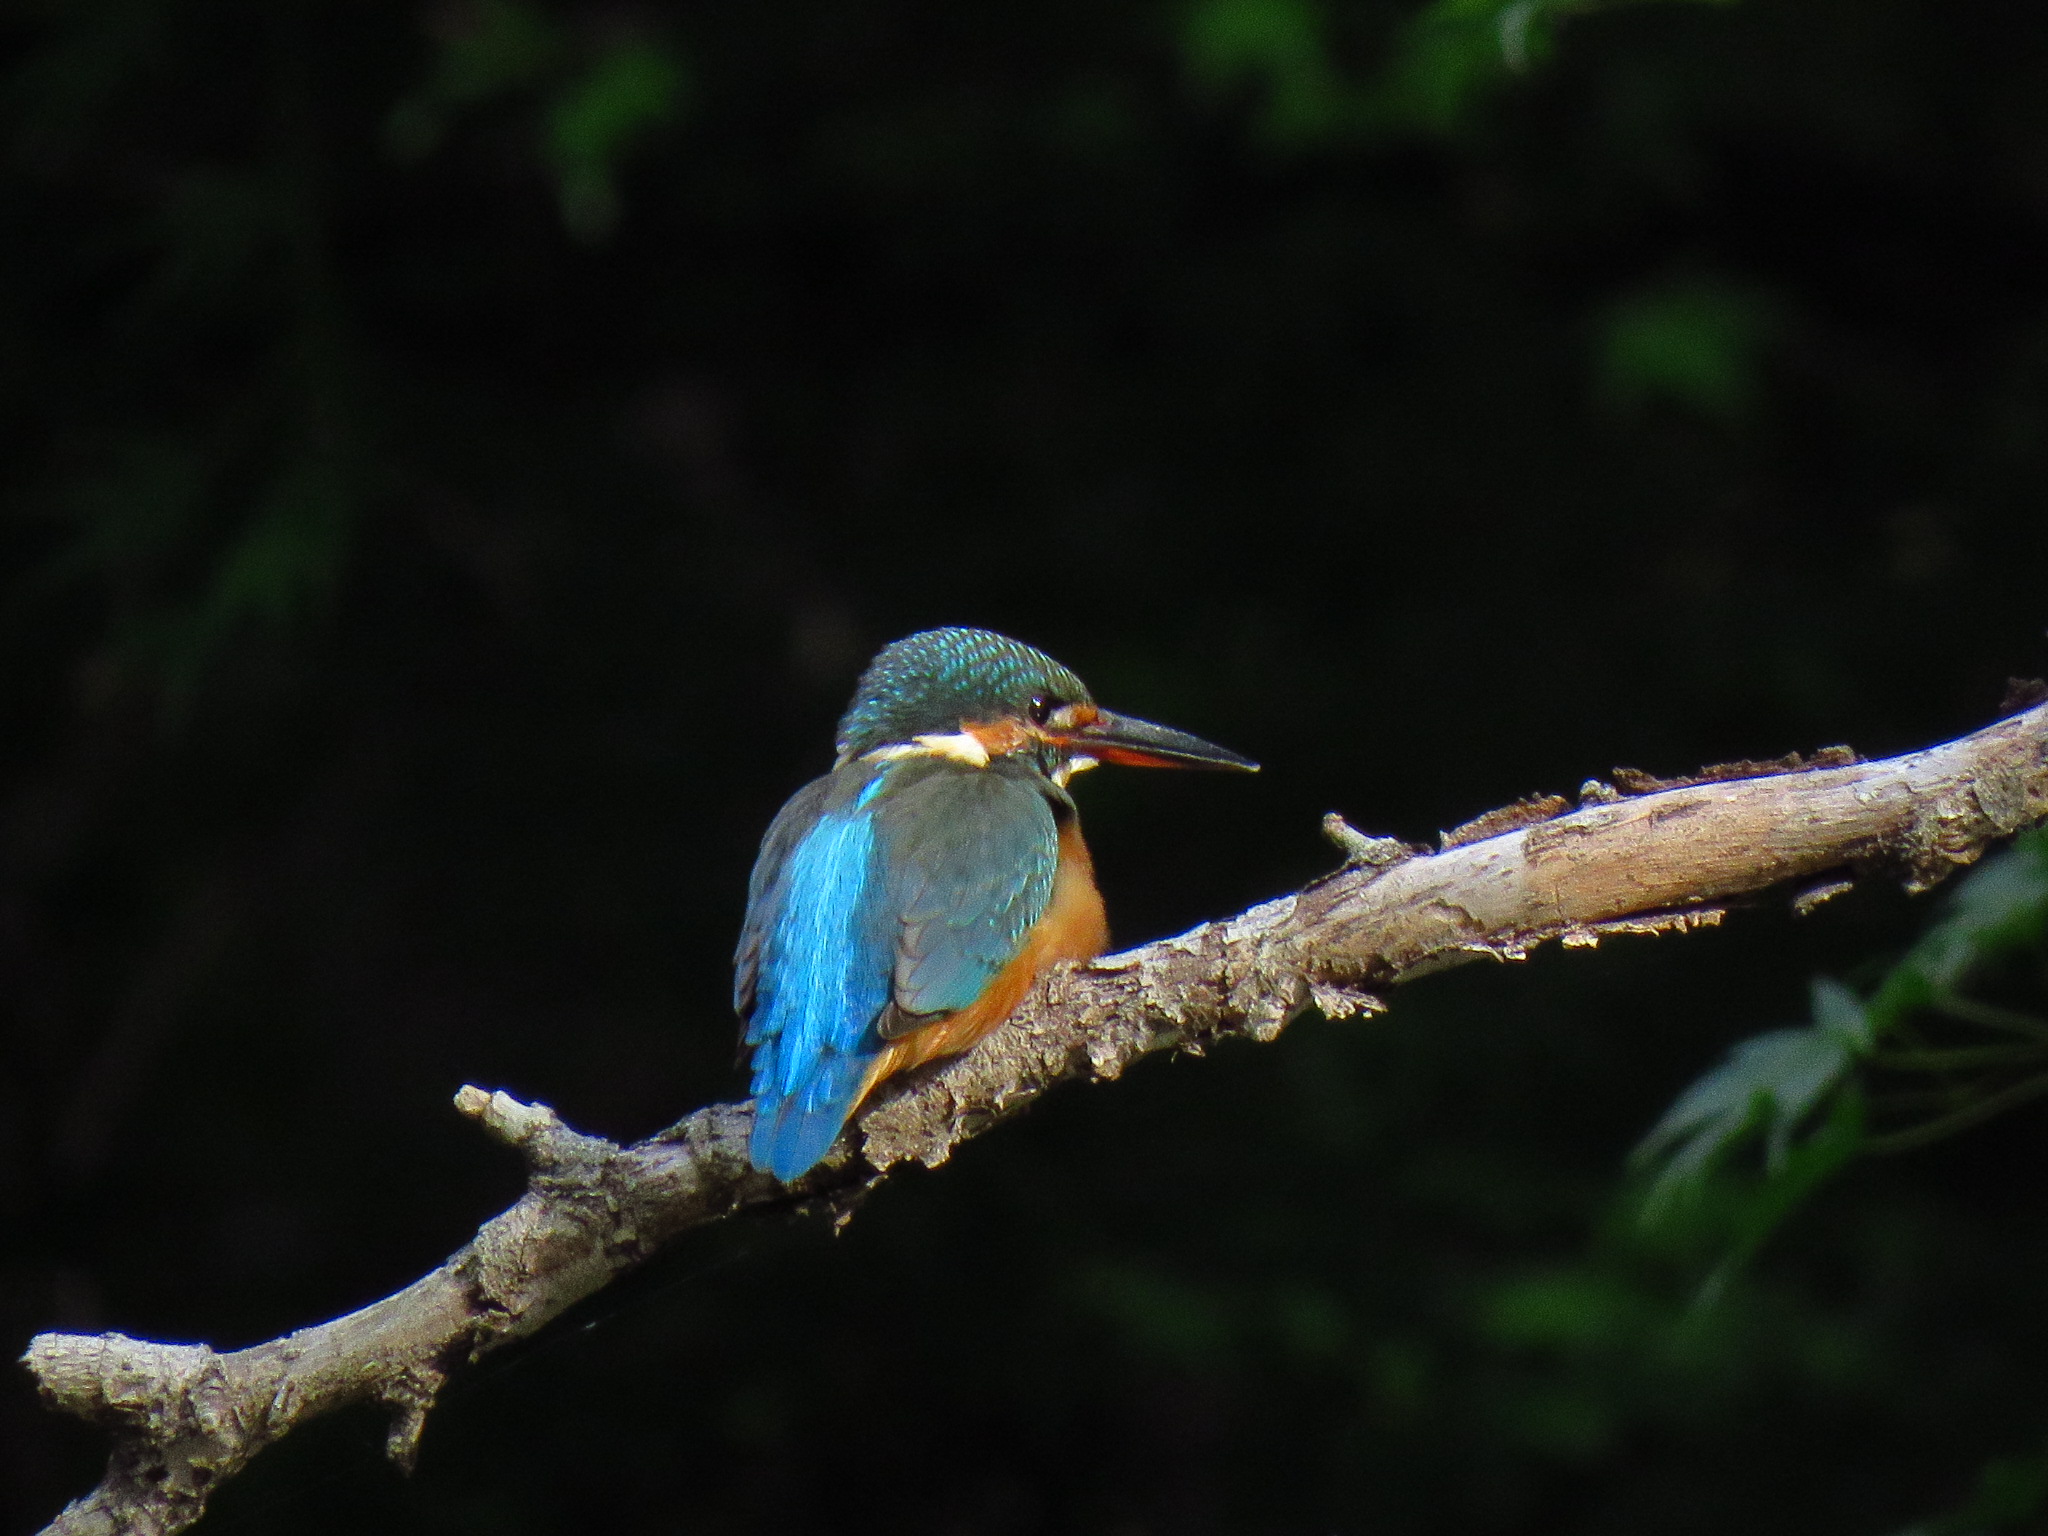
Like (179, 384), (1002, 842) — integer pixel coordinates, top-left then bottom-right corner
(857, 816), (1108, 1107)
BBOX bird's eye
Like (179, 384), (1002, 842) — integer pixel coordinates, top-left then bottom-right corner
(1028, 694), (1058, 726)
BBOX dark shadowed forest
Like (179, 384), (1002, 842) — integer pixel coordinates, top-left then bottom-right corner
(6, 0), (2048, 1531)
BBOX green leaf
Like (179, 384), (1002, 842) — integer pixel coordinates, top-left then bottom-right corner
(1179, 0), (1350, 145)
(1906, 829), (2048, 993)
(1480, 1268), (1656, 1350)
(386, 0), (562, 161)
(1811, 975), (1875, 1051)
(1376, 0), (1565, 131)
(206, 460), (349, 628)
(1634, 1011), (1862, 1215)
(544, 38), (689, 240)
(1697, 1090), (1865, 1299)
(1596, 274), (1777, 422)
(1631, 830), (2048, 1277)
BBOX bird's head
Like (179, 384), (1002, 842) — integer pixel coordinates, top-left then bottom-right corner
(834, 627), (1257, 781)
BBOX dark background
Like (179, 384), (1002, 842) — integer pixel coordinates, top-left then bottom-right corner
(6, 0), (2048, 1531)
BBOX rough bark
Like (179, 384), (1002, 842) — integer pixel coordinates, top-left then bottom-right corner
(24, 698), (2048, 1536)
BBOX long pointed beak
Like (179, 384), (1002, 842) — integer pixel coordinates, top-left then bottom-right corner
(1071, 709), (1259, 772)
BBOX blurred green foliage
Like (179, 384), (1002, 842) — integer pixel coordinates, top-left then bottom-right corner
(1637, 828), (2048, 1268)
(1178, 0), (1740, 143)
(1624, 828), (2048, 1529)
(1597, 273), (1777, 420)
(388, 2), (688, 238)
(6, 0), (2048, 1532)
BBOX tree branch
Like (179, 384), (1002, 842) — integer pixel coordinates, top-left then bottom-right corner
(25, 700), (2048, 1535)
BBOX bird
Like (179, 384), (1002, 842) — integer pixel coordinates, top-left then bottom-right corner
(735, 626), (1258, 1181)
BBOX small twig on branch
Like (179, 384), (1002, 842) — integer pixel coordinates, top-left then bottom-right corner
(24, 699), (2048, 1536)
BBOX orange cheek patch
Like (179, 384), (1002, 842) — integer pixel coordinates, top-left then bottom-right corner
(965, 718), (1032, 757)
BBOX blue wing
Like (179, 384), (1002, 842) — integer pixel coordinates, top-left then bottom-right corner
(876, 764), (1060, 1029)
(738, 766), (895, 1179)
(736, 758), (1062, 1180)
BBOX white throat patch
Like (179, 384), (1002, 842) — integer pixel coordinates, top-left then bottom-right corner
(863, 730), (991, 768)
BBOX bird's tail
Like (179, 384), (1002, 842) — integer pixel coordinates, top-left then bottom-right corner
(749, 1049), (874, 1181)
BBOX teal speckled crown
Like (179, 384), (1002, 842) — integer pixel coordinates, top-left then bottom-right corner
(835, 628), (1091, 761)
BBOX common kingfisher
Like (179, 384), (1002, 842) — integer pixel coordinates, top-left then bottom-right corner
(736, 627), (1257, 1181)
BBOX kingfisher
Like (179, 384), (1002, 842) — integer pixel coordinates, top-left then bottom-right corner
(736, 627), (1257, 1181)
